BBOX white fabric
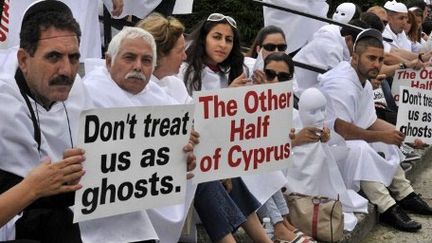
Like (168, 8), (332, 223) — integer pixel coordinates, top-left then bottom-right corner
(285, 110), (368, 231)
(263, 0), (329, 54)
(82, 65), (194, 243)
(293, 25), (350, 96)
(318, 61), (403, 190)
(178, 63), (229, 91)
(105, 0), (162, 19)
(6, 0), (101, 59)
(0, 47), (91, 240)
(383, 24), (412, 51)
(153, 75), (193, 104)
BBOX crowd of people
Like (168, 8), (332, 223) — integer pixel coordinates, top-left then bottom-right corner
(1, 0), (432, 242)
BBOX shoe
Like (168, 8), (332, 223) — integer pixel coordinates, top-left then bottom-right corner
(398, 192), (432, 215)
(379, 204), (422, 232)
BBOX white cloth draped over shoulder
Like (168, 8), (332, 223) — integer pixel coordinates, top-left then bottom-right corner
(318, 61), (403, 191)
(263, 0), (329, 54)
(82, 65), (195, 243)
(0, 47), (91, 240)
(153, 75), (193, 104)
(293, 24), (350, 96)
(382, 24), (412, 51)
(284, 110), (368, 231)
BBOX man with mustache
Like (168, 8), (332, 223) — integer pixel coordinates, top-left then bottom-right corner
(80, 27), (197, 243)
(0, 0), (88, 241)
(319, 29), (432, 232)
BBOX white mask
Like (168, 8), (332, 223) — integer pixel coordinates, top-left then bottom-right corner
(332, 3), (356, 24)
(298, 88), (327, 128)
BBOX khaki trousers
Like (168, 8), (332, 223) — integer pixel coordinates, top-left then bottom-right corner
(360, 166), (414, 213)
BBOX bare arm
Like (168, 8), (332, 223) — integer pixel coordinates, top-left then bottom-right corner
(334, 118), (405, 146)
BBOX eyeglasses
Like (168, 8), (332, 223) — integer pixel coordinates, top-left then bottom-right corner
(262, 43), (288, 52)
(264, 69), (293, 82)
(207, 13), (237, 29)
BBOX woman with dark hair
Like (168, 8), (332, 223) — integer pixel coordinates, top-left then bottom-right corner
(181, 13), (248, 93)
(179, 13), (272, 243)
(244, 25), (287, 84)
(247, 25), (287, 59)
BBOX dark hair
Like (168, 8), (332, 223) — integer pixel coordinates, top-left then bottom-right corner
(406, 10), (421, 42)
(264, 52), (294, 76)
(340, 19), (370, 41)
(20, 10), (81, 56)
(184, 18), (243, 93)
(247, 25), (286, 58)
(361, 12), (384, 32)
(354, 36), (384, 54)
(423, 20), (432, 35)
(407, 0), (427, 11)
(352, 3), (363, 20)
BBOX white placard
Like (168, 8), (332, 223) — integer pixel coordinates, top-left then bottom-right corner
(0, 0), (10, 49)
(73, 104), (194, 222)
(192, 82), (293, 184)
(391, 67), (432, 104)
(396, 86), (432, 143)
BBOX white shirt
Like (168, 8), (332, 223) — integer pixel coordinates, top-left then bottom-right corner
(383, 24), (412, 51)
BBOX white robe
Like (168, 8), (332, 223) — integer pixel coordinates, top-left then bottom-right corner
(318, 61), (403, 191)
(285, 110), (368, 231)
(263, 0), (329, 53)
(153, 74), (193, 104)
(293, 24), (350, 96)
(0, 47), (91, 240)
(382, 24), (412, 51)
(82, 66), (194, 243)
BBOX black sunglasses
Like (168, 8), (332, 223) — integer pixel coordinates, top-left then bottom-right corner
(264, 69), (293, 82)
(262, 43), (287, 52)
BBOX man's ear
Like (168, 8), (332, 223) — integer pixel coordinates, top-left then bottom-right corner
(105, 54), (112, 70)
(17, 49), (29, 73)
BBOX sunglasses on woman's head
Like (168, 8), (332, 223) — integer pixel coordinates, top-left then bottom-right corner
(207, 13), (237, 29)
(264, 69), (293, 82)
(262, 43), (287, 52)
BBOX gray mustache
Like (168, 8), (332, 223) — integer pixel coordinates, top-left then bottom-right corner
(125, 71), (146, 81)
(49, 75), (74, 86)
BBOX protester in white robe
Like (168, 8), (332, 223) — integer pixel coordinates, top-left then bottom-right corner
(292, 18), (368, 96)
(319, 29), (432, 232)
(0, 1), (88, 240)
(81, 26), (199, 243)
(286, 88), (368, 231)
(382, 1), (412, 51)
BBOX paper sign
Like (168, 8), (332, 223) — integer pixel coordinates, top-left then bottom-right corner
(396, 86), (432, 143)
(173, 0), (194, 14)
(392, 68), (432, 104)
(73, 104), (194, 222)
(192, 82), (293, 183)
(0, 0), (10, 49)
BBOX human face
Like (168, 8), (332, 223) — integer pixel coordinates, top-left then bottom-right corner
(157, 35), (187, 77)
(258, 33), (286, 60)
(388, 12), (408, 33)
(263, 60), (291, 83)
(18, 27), (80, 108)
(107, 38), (153, 94)
(205, 23), (234, 65)
(352, 46), (384, 84)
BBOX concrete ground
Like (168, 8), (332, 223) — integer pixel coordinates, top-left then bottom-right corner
(362, 159), (432, 243)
